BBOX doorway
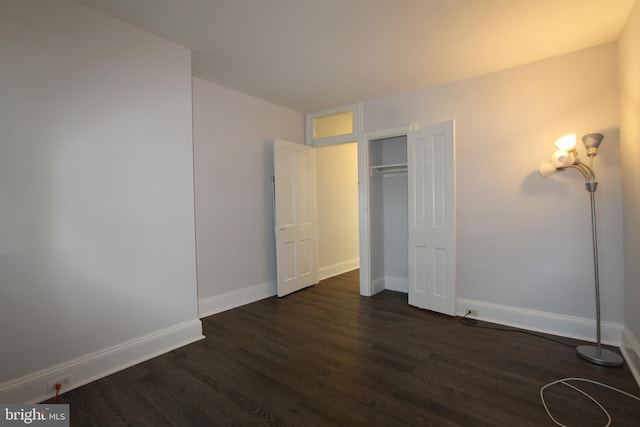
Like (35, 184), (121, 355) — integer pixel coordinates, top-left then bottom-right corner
(358, 121), (456, 315)
(304, 104), (362, 284)
(315, 143), (360, 280)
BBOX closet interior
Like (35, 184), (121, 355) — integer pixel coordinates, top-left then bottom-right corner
(369, 135), (409, 294)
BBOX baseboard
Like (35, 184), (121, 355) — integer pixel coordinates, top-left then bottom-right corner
(370, 275), (408, 294)
(318, 258), (359, 281)
(198, 281), (276, 318)
(0, 319), (204, 404)
(621, 327), (640, 387)
(372, 276), (385, 295)
(456, 298), (624, 346)
(384, 276), (408, 293)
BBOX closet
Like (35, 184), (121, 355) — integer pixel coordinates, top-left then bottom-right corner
(368, 135), (409, 294)
(359, 120), (456, 316)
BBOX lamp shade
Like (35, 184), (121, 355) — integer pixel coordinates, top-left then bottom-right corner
(582, 133), (604, 157)
(539, 162), (557, 177)
(551, 150), (569, 167)
(554, 134), (577, 151)
(550, 149), (576, 168)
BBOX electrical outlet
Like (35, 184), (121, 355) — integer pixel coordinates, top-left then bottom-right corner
(46, 375), (72, 392)
(466, 308), (478, 317)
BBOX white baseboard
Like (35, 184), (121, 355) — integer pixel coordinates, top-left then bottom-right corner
(370, 275), (408, 294)
(318, 258), (359, 281)
(456, 298), (624, 346)
(0, 319), (204, 404)
(384, 276), (408, 293)
(198, 281), (276, 318)
(621, 327), (640, 388)
(372, 277), (385, 295)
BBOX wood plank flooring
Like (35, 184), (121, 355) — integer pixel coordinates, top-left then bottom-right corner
(52, 270), (640, 426)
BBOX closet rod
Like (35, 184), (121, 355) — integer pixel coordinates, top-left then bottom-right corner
(370, 163), (408, 176)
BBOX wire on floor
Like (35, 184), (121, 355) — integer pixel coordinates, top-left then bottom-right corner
(458, 311), (576, 347)
(50, 383), (61, 404)
(540, 377), (640, 426)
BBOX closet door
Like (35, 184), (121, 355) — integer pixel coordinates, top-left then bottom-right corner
(407, 120), (456, 315)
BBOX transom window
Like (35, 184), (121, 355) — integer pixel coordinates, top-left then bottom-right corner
(305, 103), (361, 146)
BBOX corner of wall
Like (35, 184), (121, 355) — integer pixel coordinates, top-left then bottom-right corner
(621, 327), (640, 388)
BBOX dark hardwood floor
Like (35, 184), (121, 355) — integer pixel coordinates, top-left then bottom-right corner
(53, 270), (640, 426)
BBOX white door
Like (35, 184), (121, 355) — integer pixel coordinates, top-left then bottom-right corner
(273, 140), (318, 297)
(407, 120), (456, 315)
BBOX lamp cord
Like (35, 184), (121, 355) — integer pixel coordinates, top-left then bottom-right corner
(540, 377), (640, 426)
(458, 312), (576, 347)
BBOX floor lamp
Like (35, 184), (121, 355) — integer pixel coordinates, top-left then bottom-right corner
(539, 133), (624, 367)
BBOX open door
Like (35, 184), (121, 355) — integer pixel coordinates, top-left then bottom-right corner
(273, 140), (318, 297)
(407, 120), (456, 315)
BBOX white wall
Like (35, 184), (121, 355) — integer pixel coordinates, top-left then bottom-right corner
(382, 140), (409, 290)
(316, 143), (359, 279)
(382, 175), (408, 290)
(364, 44), (624, 339)
(192, 77), (304, 315)
(619, 0), (640, 379)
(0, 0), (201, 402)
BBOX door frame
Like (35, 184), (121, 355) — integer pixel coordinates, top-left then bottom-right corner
(305, 104), (363, 287)
(358, 125), (415, 296)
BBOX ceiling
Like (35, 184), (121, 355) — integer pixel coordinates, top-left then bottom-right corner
(77, 0), (635, 113)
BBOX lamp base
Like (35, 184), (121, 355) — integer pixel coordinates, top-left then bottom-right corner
(576, 345), (624, 367)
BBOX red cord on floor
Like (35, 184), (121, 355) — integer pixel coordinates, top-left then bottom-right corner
(50, 383), (61, 404)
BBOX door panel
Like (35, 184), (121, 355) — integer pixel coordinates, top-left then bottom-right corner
(408, 120), (456, 315)
(274, 140), (318, 297)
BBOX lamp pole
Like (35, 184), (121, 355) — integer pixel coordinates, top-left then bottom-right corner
(565, 164), (624, 367)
